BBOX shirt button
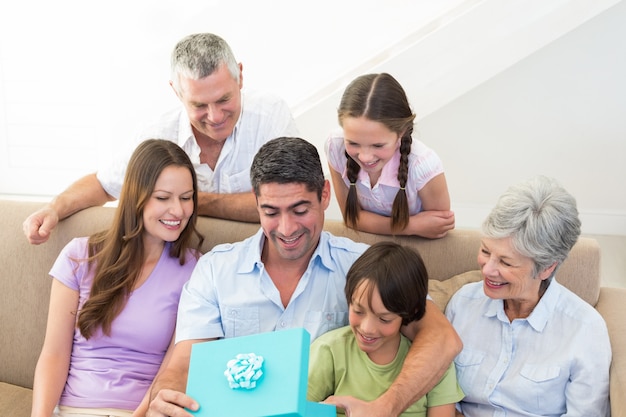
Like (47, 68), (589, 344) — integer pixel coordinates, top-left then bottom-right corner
(280, 321), (286, 327)
(326, 314), (333, 321)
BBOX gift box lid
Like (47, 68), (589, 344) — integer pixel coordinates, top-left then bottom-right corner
(186, 327), (336, 417)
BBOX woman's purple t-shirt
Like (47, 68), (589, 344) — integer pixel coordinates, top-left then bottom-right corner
(49, 237), (197, 410)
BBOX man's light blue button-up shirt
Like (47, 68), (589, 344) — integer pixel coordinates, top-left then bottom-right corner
(176, 229), (369, 343)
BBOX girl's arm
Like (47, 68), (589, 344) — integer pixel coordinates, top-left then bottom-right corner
(418, 173), (450, 212)
(405, 210), (455, 239)
(407, 173), (455, 238)
(31, 280), (78, 417)
(329, 166), (454, 238)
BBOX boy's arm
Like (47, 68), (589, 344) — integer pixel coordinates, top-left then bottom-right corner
(427, 403), (457, 417)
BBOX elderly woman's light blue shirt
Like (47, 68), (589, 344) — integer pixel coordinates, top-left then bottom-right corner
(176, 229), (368, 343)
(445, 279), (611, 417)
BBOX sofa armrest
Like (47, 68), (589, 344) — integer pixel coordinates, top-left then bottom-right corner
(596, 287), (626, 417)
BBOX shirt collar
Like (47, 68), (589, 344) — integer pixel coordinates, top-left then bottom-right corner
(312, 231), (337, 272)
(526, 278), (559, 331)
(178, 110), (195, 148)
(485, 279), (560, 332)
(177, 90), (244, 150)
(238, 229), (335, 274)
(238, 229), (265, 274)
(233, 89), (244, 140)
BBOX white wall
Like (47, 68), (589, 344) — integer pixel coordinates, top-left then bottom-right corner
(296, 0), (626, 235)
(0, 0), (466, 196)
(1, 0), (624, 235)
(418, 1), (626, 235)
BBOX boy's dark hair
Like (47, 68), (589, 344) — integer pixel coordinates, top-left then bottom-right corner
(345, 241), (428, 325)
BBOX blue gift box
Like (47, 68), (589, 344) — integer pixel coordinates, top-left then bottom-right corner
(186, 327), (336, 417)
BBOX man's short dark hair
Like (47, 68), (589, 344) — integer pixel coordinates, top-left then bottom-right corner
(250, 137), (325, 200)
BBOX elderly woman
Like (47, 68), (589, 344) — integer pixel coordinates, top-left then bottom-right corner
(445, 176), (611, 417)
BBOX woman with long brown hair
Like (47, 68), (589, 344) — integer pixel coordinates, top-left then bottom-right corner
(32, 139), (204, 417)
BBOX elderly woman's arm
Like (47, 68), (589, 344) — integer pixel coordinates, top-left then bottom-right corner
(562, 316), (611, 416)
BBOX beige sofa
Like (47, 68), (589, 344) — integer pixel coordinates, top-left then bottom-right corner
(1, 199), (624, 417)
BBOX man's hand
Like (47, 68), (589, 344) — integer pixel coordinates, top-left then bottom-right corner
(146, 389), (199, 417)
(323, 395), (396, 417)
(22, 173), (114, 245)
(23, 206), (59, 245)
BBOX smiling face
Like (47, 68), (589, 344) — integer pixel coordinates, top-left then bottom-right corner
(349, 279), (403, 365)
(174, 62), (243, 143)
(257, 181), (330, 264)
(142, 166), (195, 248)
(342, 116), (401, 185)
(478, 237), (554, 318)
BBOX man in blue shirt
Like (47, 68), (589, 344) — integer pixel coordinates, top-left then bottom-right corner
(147, 137), (462, 417)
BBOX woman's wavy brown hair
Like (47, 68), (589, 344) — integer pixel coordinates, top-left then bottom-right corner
(338, 73), (416, 233)
(77, 139), (204, 339)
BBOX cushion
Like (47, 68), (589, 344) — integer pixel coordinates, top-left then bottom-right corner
(0, 382), (32, 417)
(429, 270), (483, 312)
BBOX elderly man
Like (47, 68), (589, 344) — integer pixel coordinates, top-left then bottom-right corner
(23, 33), (298, 245)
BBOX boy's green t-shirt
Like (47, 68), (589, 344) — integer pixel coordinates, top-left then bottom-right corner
(308, 326), (464, 417)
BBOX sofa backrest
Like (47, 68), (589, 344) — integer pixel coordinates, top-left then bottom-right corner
(322, 222), (602, 306)
(0, 200), (601, 390)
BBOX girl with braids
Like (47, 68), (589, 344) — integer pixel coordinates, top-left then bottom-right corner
(326, 73), (454, 238)
(32, 139), (204, 417)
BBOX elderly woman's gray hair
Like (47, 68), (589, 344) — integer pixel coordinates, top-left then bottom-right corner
(482, 175), (581, 277)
